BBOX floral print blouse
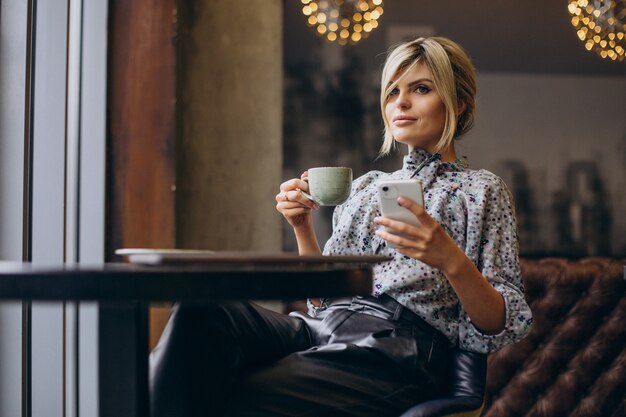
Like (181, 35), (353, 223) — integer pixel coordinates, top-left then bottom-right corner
(314, 148), (533, 353)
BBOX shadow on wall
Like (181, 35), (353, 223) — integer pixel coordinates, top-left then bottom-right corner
(499, 160), (612, 258)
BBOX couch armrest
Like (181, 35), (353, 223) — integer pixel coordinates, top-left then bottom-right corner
(398, 396), (484, 417)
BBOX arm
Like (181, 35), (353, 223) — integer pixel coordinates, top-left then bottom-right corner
(276, 173), (322, 307)
(375, 197), (505, 334)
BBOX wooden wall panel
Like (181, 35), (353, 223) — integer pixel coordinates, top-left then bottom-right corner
(106, 0), (177, 259)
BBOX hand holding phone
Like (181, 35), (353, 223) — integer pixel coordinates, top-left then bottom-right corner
(377, 180), (424, 249)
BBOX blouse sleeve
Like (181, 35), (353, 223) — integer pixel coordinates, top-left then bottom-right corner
(458, 173), (533, 353)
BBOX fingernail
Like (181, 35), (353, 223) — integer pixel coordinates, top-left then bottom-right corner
(374, 217), (382, 223)
(397, 197), (406, 206)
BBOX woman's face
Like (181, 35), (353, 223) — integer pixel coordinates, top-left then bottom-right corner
(384, 63), (447, 153)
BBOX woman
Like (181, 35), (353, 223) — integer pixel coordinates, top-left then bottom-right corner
(150, 37), (532, 417)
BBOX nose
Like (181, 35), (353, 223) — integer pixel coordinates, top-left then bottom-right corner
(395, 90), (410, 109)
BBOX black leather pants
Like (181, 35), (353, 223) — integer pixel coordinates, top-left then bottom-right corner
(149, 295), (451, 417)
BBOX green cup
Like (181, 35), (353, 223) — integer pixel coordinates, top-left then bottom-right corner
(302, 167), (352, 206)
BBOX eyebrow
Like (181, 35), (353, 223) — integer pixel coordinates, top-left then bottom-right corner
(386, 78), (434, 89)
(407, 78), (434, 86)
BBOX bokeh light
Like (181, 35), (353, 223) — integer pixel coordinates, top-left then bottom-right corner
(568, 0), (625, 61)
(301, 0), (384, 45)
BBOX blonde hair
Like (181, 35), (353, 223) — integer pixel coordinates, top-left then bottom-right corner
(379, 37), (477, 156)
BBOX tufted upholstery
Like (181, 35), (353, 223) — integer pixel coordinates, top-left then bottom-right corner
(483, 258), (626, 417)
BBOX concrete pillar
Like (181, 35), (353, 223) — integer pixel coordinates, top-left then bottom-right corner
(177, 0), (283, 251)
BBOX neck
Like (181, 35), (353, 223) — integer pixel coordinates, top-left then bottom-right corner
(439, 146), (457, 162)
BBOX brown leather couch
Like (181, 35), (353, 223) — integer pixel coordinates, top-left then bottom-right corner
(483, 258), (626, 417)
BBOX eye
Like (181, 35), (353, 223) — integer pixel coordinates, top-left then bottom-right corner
(388, 87), (399, 96)
(414, 85), (430, 94)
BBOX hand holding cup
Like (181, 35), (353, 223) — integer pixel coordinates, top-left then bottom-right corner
(276, 167), (352, 229)
(299, 167), (352, 206)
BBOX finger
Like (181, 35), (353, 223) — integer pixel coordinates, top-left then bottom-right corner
(375, 228), (418, 249)
(282, 207), (312, 217)
(277, 200), (306, 209)
(280, 178), (309, 193)
(397, 196), (435, 225)
(300, 171), (309, 180)
(276, 192), (287, 202)
(286, 190), (318, 208)
(395, 247), (424, 259)
(374, 216), (423, 238)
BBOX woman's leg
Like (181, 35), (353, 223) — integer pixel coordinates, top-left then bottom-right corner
(225, 302), (446, 417)
(149, 301), (311, 417)
(225, 341), (428, 417)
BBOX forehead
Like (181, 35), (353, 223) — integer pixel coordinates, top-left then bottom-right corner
(391, 62), (433, 84)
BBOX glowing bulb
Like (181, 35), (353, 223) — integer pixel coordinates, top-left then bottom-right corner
(302, 0), (385, 46)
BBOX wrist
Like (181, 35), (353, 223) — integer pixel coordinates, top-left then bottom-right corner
(294, 225), (321, 255)
(442, 250), (472, 279)
(293, 224), (314, 237)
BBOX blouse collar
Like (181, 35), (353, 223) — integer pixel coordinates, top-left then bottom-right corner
(402, 148), (469, 176)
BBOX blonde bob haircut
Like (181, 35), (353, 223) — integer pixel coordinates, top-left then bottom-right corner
(379, 37), (477, 156)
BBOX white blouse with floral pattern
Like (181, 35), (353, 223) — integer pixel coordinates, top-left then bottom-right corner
(311, 148), (533, 353)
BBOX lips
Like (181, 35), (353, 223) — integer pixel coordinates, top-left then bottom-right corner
(393, 115), (417, 125)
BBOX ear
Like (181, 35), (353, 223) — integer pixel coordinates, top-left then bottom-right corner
(457, 100), (467, 117)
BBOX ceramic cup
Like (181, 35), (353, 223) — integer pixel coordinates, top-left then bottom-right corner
(301, 167), (352, 206)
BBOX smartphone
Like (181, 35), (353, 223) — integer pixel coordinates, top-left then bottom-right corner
(377, 179), (424, 249)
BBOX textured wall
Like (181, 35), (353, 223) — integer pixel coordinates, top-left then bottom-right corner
(177, 0), (283, 251)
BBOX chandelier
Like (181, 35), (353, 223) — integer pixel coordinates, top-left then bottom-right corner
(301, 0), (384, 46)
(567, 0), (626, 61)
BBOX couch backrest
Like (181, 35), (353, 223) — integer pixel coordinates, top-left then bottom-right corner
(483, 258), (626, 417)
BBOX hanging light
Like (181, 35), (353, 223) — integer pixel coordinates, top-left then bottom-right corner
(301, 0), (384, 46)
(567, 0), (626, 61)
